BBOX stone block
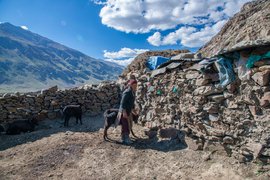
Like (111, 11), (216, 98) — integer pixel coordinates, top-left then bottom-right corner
(251, 70), (270, 86)
(260, 92), (270, 107)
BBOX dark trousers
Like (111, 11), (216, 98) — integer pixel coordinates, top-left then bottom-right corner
(120, 115), (130, 136)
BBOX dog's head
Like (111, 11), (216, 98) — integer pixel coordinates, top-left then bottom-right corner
(132, 113), (139, 124)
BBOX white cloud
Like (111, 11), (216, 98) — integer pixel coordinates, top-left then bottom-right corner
(147, 32), (162, 46)
(223, 0), (251, 17)
(20, 25), (28, 30)
(148, 20), (227, 48)
(104, 57), (134, 67)
(95, 0), (252, 47)
(91, 0), (106, 5)
(103, 47), (148, 66)
(97, 0), (251, 34)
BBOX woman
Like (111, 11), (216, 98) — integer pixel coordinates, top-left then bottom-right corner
(117, 79), (137, 144)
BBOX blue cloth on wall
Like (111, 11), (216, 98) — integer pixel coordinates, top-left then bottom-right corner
(146, 56), (170, 70)
(215, 57), (235, 88)
(246, 51), (270, 68)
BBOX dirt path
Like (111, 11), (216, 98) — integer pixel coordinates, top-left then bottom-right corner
(0, 115), (268, 180)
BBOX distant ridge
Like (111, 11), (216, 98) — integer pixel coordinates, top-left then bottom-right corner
(0, 22), (124, 92)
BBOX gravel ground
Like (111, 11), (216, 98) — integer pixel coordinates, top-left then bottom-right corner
(0, 114), (269, 180)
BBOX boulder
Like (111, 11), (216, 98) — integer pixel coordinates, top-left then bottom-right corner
(260, 92), (270, 107)
(223, 136), (234, 144)
(251, 70), (270, 86)
(246, 142), (263, 159)
(186, 138), (203, 151)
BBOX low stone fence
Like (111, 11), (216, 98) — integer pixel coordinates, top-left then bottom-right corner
(0, 82), (120, 123)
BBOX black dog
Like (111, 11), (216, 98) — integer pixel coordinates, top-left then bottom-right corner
(63, 105), (82, 127)
(6, 118), (38, 135)
(103, 108), (139, 140)
(0, 125), (5, 134)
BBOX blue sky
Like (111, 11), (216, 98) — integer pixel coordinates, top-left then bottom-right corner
(0, 0), (251, 66)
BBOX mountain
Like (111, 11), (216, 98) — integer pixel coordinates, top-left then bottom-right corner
(198, 0), (270, 57)
(0, 22), (124, 92)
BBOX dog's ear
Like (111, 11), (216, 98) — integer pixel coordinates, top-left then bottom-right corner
(132, 114), (139, 124)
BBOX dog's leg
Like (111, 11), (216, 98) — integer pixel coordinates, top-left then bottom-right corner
(64, 116), (67, 127)
(66, 117), (70, 127)
(76, 117), (78, 124)
(103, 125), (110, 140)
(79, 115), (82, 125)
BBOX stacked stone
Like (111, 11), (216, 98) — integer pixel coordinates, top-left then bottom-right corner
(0, 82), (120, 123)
(127, 56), (270, 163)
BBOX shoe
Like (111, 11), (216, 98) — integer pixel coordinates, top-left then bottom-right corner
(122, 135), (133, 145)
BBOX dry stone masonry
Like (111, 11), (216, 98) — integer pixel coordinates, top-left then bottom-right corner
(121, 46), (270, 164)
(0, 82), (120, 124)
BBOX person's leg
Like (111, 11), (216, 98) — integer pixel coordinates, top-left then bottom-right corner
(120, 116), (132, 144)
(120, 116), (129, 135)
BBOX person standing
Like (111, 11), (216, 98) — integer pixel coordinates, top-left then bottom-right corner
(117, 79), (138, 144)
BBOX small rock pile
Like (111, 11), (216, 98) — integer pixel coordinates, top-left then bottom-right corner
(122, 50), (270, 163)
(0, 82), (120, 123)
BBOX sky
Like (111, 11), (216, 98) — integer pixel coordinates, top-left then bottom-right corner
(0, 0), (251, 66)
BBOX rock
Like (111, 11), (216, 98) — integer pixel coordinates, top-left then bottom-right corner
(259, 65), (270, 71)
(203, 73), (219, 82)
(261, 148), (270, 157)
(226, 100), (238, 109)
(194, 86), (223, 96)
(185, 71), (200, 79)
(208, 94), (225, 103)
(203, 152), (213, 161)
(251, 70), (270, 86)
(260, 92), (270, 107)
(203, 104), (219, 114)
(254, 59), (270, 67)
(226, 83), (237, 93)
(209, 129), (225, 137)
(223, 136), (234, 144)
(248, 106), (262, 117)
(209, 114), (219, 122)
(203, 141), (228, 156)
(186, 138), (203, 151)
(246, 142), (263, 159)
(196, 78), (210, 86)
(146, 110), (154, 122)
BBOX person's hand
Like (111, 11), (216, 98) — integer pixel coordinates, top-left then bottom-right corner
(117, 112), (122, 121)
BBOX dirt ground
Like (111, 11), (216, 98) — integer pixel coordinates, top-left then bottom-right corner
(0, 115), (269, 180)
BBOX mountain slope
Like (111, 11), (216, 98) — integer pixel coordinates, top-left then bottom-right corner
(0, 22), (124, 92)
(198, 0), (270, 57)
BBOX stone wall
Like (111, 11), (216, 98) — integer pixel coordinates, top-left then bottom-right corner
(125, 54), (270, 163)
(0, 82), (120, 123)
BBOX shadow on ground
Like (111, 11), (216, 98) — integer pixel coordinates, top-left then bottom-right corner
(0, 114), (104, 151)
(105, 136), (187, 152)
(1, 114), (187, 153)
